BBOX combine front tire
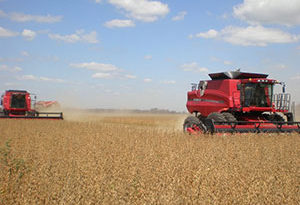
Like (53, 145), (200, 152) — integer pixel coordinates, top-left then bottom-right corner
(264, 113), (285, 122)
(222, 112), (237, 122)
(270, 113), (285, 122)
(183, 116), (207, 134)
(207, 112), (226, 122)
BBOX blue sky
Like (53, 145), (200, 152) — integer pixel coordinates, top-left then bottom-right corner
(1, 0), (300, 111)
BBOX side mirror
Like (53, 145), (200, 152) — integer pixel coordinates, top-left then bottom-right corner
(237, 83), (241, 90)
(282, 84), (286, 93)
(280, 82), (286, 93)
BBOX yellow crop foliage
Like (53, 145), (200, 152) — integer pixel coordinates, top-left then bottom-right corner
(0, 113), (299, 204)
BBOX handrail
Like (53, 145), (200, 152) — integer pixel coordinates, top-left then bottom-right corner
(273, 93), (291, 111)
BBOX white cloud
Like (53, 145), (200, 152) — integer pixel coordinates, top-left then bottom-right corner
(49, 33), (80, 43)
(103, 89), (120, 96)
(194, 29), (218, 39)
(9, 12), (62, 23)
(0, 65), (22, 72)
(0, 26), (18, 37)
(221, 26), (299, 46)
(144, 55), (152, 60)
(172, 11), (187, 21)
(70, 62), (119, 71)
(0, 10), (62, 23)
(92, 72), (137, 80)
(188, 34), (194, 39)
(108, 0), (169, 22)
(0, 65), (9, 70)
(49, 30), (99, 43)
(21, 75), (36, 80)
(95, 0), (102, 3)
(193, 26), (299, 46)
(0, 57), (23, 63)
(71, 62), (136, 80)
(125, 74), (137, 79)
(21, 51), (30, 57)
(211, 57), (233, 65)
(81, 31), (98, 43)
(191, 1), (300, 47)
(92, 73), (112, 79)
(181, 62), (209, 73)
(4, 82), (18, 87)
(22, 29), (36, 41)
(161, 80), (176, 84)
(20, 75), (65, 83)
(144, 78), (152, 83)
(291, 74), (300, 80)
(104, 19), (135, 28)
(39, 77), (65, 83)
(223, 60), (232, 65)
(13, 66), (22, 72)
(0, 10), (6, 17)
(274, 64), (287, 70)
(210, 57), (220, 62)
(234, 0), (300, 26)
(222, 13), (229, 20)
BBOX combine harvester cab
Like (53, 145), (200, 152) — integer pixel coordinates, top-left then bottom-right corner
(0, 90), (63, 119)
(184, 71), (300, 134)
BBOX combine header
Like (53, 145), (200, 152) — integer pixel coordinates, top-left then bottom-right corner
(0, 90), (63, 119)
(184, 70), (300, 134)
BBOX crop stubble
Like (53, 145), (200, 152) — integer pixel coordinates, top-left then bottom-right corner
(0, 114), (299, 204)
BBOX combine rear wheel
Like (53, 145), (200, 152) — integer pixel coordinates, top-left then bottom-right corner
(183, 116), (207, 134)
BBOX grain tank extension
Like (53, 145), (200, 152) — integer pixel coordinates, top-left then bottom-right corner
(184, 71), (300, 133)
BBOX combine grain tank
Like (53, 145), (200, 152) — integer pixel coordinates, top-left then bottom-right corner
(184, 70), (300, 134)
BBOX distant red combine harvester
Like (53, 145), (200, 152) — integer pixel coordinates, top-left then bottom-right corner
(0, 90), (63, 119)
(184, 70), (300, 134)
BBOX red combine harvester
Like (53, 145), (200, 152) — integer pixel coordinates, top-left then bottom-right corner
(0, 90), (63, 119)
(184, 70), (300, 134)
